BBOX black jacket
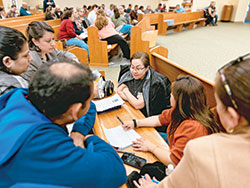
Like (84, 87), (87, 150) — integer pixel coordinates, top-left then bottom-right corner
(118, 65), (171, 117)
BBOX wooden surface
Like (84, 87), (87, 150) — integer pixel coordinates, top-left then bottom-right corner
(158, 11), (205, 35)
(150, 46), (216, 108)
(131, 16), (158, 57)
(221, 5), (233, 21)
(93, 96), (169, 188)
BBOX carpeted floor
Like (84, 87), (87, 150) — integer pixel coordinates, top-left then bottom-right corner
(91, 22), (250, 82)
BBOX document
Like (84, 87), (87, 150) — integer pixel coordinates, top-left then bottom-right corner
(102, 125), (141, 149)
(93, 94), (124, 113)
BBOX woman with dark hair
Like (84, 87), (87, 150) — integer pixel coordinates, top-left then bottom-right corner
(111, 8), (133, 38)
(118, 52), (171, 128)
(122, 74), (220, 166)
(21, 21), (78, 83)
(58, 10), (89, 54)
(95, 11), (130, 59)
(0, 26), (31, 96)
(134, 54), (250, 187)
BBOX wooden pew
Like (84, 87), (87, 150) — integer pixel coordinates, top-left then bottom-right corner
(87, 26), (128, 67)
(0, 14), (45, 26)
(158, 11), (206, 35)
(150, 46), (216, 108)
(130, 16), (158, 57)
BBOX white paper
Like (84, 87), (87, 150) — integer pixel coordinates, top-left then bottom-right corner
(102, 125), (141, 149)
(93, 94), (124, 113)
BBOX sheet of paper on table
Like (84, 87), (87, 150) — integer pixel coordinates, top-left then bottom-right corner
(102, 124), (141, 150)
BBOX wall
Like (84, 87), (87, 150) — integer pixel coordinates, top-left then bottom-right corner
(192, 0), (248, 22)
(3, 0), (248, 22)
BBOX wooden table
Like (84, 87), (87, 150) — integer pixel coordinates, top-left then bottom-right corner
(93, 97), (169, 188)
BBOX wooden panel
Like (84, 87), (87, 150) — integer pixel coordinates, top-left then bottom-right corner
(67, 47), (88, 67)
(150, 46), (216, 108)
(87, 26), (109, 67)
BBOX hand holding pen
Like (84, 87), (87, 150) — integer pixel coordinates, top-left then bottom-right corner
(117, 115), (135, 131)
(133, 174), (159, 188)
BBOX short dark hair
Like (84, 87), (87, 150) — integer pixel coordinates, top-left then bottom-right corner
(62, 9), (73, 20)
(28, 62), (94, 119)
(130, 52), (150, 67)
(11, 5), (16, 8)
(0, 6), (4, 11)
(26, 21), (54, 52)
(0, 26), (27, 72)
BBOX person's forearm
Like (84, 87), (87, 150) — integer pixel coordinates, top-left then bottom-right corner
(137, 115), (161, 128)
(150, 145), (175, 166)
(123, 90), (144, 109)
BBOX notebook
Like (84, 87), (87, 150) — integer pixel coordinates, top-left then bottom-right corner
(93, 94), (124, 113)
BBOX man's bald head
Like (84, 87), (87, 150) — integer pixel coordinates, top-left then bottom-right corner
(28, 62), (94, 119)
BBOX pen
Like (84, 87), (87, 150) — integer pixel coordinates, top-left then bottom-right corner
(116, 115), (124, 125)
(142, 176), (159, 184)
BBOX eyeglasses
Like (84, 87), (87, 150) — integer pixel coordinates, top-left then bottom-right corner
(218, 53), (250, 110)
(130, 66), (145, 72)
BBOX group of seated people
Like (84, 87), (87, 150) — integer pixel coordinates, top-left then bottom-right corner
(0, 21), (249, 187)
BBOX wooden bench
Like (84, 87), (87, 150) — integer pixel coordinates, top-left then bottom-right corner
(131, 16), (158, 57)
(87, 26), (128, 67)
(150, 46), (216, 108)
(0, 14), (45, 26)
(158, 11), (206, 35)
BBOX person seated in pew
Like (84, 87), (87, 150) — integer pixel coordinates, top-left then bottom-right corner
(174, 4), (185, 13)
(95, 11), (130, 60)
(58, 10), (89, 55)
(118, 52), (172, 133)
(87, 4), (98, 25)
(20, 21), (79, 83)
(77, 7), (91, 29)
(122, 75), (221, 166)
(0, 6), (6, 19)
(129, 5), (139, 24)
(155, 3), (162, 13)
(6, 4), (18, 18)
(43, 0), (56, 13)
(45, 6), (56, 20)
(134, 54), (250, 188)
(119, 6), (130, 25)
(111, 8), (133, 38)
(0, 62), (127, 187)
(137, 6), (145, 15)
(0, 26), (32, 96)
(204, 1), (218, 26)
(19, 2), (32, 16)
(54, 6), (63, 19)
(144, 5), (154, 14)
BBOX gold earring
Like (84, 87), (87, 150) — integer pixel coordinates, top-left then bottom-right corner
(227, 128), (234, 133)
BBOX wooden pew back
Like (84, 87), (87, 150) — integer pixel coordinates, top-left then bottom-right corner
(150, 46), (216, 108)
(87, 26), (109, 67)
(131, 17), (158, 57)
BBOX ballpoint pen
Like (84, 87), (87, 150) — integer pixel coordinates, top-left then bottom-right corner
(116, 115), (124, 125)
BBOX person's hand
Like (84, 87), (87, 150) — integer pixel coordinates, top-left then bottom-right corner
(133, 138), (156, 152)
(70, 132), (85, 148)
(76, 35), (83, 40)
(133, 174), (157, 188)
(122, 120), (135, 131)
(93, 83), (98, 99)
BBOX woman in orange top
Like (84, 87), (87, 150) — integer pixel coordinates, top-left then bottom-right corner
(122, 75), (220, 166)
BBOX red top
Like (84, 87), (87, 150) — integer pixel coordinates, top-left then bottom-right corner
(58, 19), (77, 40)
(158, 108), (208, 165)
